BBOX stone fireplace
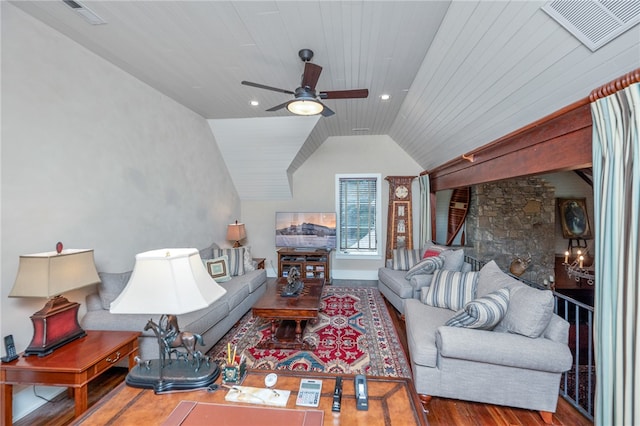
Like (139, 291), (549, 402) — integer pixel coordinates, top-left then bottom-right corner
(466, 176), (555, 285)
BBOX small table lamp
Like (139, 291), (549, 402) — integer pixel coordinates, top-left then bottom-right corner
(9, 248), (100, 356)
(110, 248), (227, 392)
(226, 220), (246, 247)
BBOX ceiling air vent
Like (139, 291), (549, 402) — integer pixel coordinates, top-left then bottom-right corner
(542, 0), (640, 51)
(63, 0), (106, 25)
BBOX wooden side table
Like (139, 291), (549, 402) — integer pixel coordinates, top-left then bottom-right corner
(1, 330), (139, 425)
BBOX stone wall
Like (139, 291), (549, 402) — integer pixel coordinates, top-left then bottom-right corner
(466, 176), (555, 285)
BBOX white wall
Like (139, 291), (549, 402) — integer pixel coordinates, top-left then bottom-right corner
(1, 4), (239, 419)
(242, 134), (422, 280)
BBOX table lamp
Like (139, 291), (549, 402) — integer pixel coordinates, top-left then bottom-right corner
(226, 220), (246, 247)
(9, 246), (100, 356)
(110, 248), (227, 393)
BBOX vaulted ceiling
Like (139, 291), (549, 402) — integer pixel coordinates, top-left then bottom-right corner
(11, 1), (640, 199)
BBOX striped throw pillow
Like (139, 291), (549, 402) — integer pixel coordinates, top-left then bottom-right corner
(422, 270), (478, 311)
(405, 255), (444, 279)
(392, 249), (423, 271)
(446, 288), (510, 330)
(212, 248), (245, 276)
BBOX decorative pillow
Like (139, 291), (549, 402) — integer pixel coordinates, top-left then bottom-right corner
(212, 248), (245, 276)
(446, 288), (510, 330)
(422, 243), (449, 258)
(440, 249), (465, 271)
(98, 271), (132, 310)
(499, 286), (555, 338)
(392, 249), (423, 271)
(405, 256), (444, 279)
(204, 255), (232, 283)
(421, 269), (478, 311)
(243, 245), (255, 272)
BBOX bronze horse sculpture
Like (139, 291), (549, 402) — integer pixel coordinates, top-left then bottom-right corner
(144, 315), (207, 371)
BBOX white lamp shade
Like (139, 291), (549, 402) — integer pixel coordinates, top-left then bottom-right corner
(110, 248), (227, 315)
(10, 249), (100, 298)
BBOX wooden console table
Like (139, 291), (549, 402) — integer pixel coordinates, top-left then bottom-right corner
(71, 370), (427, 425)
(1, 330), (139, 424)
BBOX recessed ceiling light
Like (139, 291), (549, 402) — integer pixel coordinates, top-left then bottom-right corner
(250, 100), (259, 107)
(380, 94), (391, 101)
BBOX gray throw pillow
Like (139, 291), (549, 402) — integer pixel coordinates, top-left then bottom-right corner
(499, 285), (554, 338)
(440, 249), (465, 271)
(98, 271), (132, 310)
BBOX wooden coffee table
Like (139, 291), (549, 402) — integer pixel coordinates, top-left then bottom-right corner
(1, 330), (139, 424)
(251, 278), (324, 350)
(71, 370), (428, 426)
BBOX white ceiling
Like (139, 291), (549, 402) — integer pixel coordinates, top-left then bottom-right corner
(10, 1), (640, 199)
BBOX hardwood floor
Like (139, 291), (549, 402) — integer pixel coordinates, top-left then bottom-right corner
(13, 296), (593, 426)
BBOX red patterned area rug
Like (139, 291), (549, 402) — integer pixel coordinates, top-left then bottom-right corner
(208, 287), (411, 377)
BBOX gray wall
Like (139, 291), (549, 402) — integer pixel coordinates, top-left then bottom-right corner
(242, 134), (422, 280)
(1, 5), (239, 414)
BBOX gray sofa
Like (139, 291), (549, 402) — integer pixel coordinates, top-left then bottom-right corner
(81, 244), (267, 360)
(378, 246), (470, 314)
(403, 260), (573, 424)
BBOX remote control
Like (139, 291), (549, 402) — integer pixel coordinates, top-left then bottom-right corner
(354, 374), (368, 411)
(331, 376), (342, 412)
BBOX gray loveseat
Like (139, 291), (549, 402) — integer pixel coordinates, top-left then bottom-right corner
(81, 244), (267, 360)
(404, 260), (572, 424)
(378, 246), (470, 314)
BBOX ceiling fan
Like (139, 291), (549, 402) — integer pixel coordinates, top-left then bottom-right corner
(241, 49), (369, 117)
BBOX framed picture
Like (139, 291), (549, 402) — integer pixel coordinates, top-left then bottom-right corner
(558, 198), (592, 239)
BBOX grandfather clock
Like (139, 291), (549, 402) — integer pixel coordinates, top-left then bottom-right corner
(385, 176), (415, 261)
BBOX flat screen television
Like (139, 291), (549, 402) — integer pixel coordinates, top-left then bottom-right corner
(275, 212), (337, 250)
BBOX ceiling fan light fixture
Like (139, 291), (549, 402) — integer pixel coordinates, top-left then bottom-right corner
(287, 99), (324, 116)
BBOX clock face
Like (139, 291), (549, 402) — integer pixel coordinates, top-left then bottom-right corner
(395, 185), (409, 199)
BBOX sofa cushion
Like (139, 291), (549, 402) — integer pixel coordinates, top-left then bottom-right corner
(445, 288), (510, 330)
(476, 260), (521, 297)
(220, 276), (251, 311)
(232, 269), (267, 294)
(212, 248), (245, 276)
(497, 285), (555, 338)
(440, 249), (465, 271)
(404, 298), (456, 367)
(405, 256), (444, 279)
(392, 249), (423, 270)
(422, 270), (478, 311)
(203, 255), (232, 282)
(379, 267), (415, 299)
(98, 271), (132, 310)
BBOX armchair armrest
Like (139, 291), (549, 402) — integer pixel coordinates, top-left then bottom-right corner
(436, 326), (573, 373)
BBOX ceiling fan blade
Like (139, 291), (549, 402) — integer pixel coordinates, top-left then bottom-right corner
(319, 89), (369, 99)
(301, 63), (322, 91)
(319, 102), (335, 117)
(266, 101), (291, 112)
(241, 80), (294, 95)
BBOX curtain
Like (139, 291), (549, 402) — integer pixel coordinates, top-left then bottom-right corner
(419, 174), (432, 247)
(591, 82), (639, 426)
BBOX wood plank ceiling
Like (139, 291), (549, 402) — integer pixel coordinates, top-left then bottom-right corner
(9, 1), (640, 199)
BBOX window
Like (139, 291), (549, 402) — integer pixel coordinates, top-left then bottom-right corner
(335, 174), (382, 258)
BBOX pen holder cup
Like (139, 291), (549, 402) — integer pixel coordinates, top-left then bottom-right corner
(222, 357), (246, 385)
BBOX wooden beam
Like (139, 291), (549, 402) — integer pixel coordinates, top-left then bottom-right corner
(428, 102), (593, 191)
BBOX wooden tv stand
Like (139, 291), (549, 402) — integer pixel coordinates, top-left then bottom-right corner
(277, 248), (331, 284)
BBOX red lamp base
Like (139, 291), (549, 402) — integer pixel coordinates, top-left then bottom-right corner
(24, 295), (86, 357)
